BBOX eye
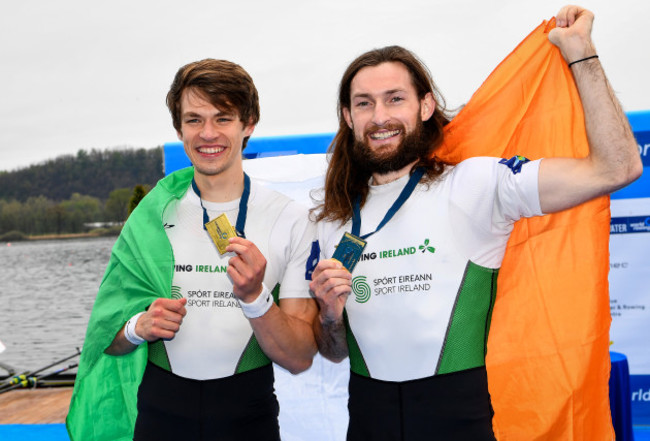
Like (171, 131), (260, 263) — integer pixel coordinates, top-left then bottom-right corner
(355, 100), (371, 108)
(184, 118), (200, 124)
(390, 96), (404, 104)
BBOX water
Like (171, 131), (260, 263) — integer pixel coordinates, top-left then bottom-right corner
(0, 236), (352, 440)
(0, 237), (116, 374)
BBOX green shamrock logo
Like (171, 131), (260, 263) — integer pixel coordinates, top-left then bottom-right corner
(419, 239), (436, 254)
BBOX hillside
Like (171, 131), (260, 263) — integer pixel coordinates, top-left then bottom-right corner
(0, 147), (164, 238)
(0, 147), (163, 202)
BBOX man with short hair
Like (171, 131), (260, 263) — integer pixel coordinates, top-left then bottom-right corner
(67, 59), (318, 441)
(310, 6), (642, 440)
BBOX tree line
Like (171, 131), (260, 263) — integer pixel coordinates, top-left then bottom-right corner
(0, 147), (163, 202)
(0, 147), (163, 239)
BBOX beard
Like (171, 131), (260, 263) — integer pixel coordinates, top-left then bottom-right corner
(350, 118), (435, 176)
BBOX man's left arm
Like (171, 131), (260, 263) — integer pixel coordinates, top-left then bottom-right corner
(227, 236), (318, 375)
(539, 5), (642, 213)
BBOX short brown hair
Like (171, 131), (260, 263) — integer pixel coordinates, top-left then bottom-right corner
(166, 59), (260, 146)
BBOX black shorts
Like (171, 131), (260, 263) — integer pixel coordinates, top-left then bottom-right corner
(347, 367), (496, 441)
(133, 362), (280, 441)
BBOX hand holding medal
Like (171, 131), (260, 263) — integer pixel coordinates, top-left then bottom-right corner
(311, 168), (425, 327)
(199, 174), (270, 316)
(204, 212), (268, 311)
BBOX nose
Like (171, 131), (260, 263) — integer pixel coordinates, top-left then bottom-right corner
(371, 102), (390, 126)
(200, 121), (219, 140)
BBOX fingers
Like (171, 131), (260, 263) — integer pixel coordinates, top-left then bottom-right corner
(311, 258), (350, 280)
(554, 4), (593, 29)
(311, 259), (352, 290)
(309, 259), (352, 321)
(555, 5), (578, 28)
(549, 5), (595, 62)
(137, 298), (187, 341)
(226, 237), (265, 267)
(148, 298), (187, 318)
(226, 237), (266, 301)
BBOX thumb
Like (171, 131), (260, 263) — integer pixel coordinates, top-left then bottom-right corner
(547, 27), (563, 48)
(174, 297), (188, 314)
(176, 297), (188, 312)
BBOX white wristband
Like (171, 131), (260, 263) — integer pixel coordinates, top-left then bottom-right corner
(238, 285), (273, 319)
(124, 312), (146, 345)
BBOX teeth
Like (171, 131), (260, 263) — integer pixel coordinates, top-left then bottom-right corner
(370, 130), (400, 140)
(198, 146), (224, 154)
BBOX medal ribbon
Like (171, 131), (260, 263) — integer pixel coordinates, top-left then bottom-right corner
(191, 173), (250, 238)
(351, 167), (425, 240)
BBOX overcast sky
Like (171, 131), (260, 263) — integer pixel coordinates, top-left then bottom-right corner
(1, 0), (648, 172)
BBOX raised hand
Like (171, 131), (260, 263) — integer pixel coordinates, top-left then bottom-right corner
(548, 5), (596, 63)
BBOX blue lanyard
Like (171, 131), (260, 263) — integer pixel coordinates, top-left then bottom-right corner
(351, 167), (424, 240)
(191, 173), (251, 238)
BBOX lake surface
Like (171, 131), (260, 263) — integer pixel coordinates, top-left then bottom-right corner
(0, 235), (351, 441)
(0, 237), (116, 374)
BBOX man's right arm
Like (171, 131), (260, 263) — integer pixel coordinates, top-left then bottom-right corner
(104, 297), (187, 356)
(539, 6), (643, 213)
(309, 259), (352, 363)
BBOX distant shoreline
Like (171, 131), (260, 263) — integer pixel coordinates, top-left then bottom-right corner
(28, 231), (120, 241)
(1, 228), (121, 243)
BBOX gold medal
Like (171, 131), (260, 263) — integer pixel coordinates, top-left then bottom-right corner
(205, 213), (238, 254)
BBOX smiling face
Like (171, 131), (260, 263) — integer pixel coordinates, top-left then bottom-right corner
(342, 62), (435, 179)
(177, 87), (255, 181)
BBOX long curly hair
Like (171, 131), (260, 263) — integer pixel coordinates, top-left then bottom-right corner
(313, 46), (452, 224)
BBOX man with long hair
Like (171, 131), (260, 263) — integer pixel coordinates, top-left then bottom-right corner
(67, 59), (318, 441)
(310, 6), (641, 440)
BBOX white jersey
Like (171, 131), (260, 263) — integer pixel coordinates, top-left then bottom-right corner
(318, 157), (543, 382)
(155, 180), (315, 380)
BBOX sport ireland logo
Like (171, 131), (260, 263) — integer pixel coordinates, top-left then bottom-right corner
(352, 276), (371, 303)
(171, 285), (183, 300)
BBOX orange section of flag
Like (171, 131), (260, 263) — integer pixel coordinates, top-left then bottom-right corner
(436, 19), (613, 440)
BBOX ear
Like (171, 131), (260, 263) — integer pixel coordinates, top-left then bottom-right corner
(420, 92), (436, 122)
(243, 119), (256, 137)
(342, 107), (353, 129)
(176, 130), (183, 141)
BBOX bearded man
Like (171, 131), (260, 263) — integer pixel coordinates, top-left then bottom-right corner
(309, 5), (642, 440)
